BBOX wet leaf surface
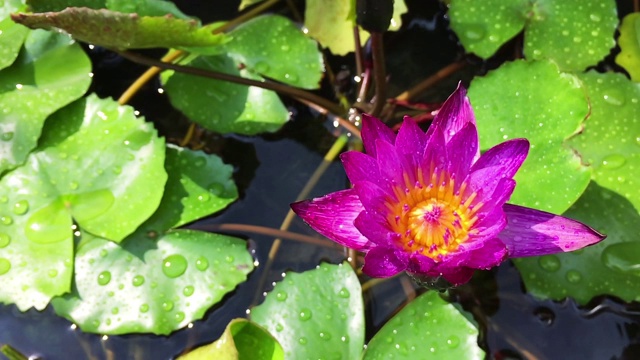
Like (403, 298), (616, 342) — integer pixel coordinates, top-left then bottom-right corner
(616, 13), (640, 82)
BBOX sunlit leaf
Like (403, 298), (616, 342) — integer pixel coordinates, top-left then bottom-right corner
(363, 291), (484, 359)
(52, 230), (254, 335)
(225, 15), (323, 89)
(105, 0), (194, 20)
(468, 60), (591, 214)
(178, 318), (284, 360)
(162, 54), (289, 135)
(27, 0), (105, 12)
(0, 0), (28, 71)
(251, 263), (364, 360)
(615, 12), (640, 82)
(449, 0), (618, 71)
(516, 72), (640, 304)
(12, 7), (226, 49)
(0, 29), (91, 173)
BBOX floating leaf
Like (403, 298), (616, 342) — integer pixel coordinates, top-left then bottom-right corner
(251, 262), (364, 360)
(468, 60), (590, 214)
(105, 0), (194, 20)
(27, 0), (106, 12)
(0, 0), (28, 71)
(178, 318), (284, 360)
(615, 13), (640, 82)
(516, 72), (640, 303)
(449, 0), (618, 71)
(52, 230), (254, 335)
(11, 7), (226, 49)
(162, 55), (289, 135)
(0, 29), (91, 173)
(224, 15), (323, 89)
(363, 291), (484, 359)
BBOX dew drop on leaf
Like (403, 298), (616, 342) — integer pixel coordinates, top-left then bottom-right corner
(162, 301), (174, 312)
(601, 242), (640, 276)
(195, 256), (209, 271)
(162, 254), (188, 278)
(132, 275), (145, 287)
(275, 290), (287, 301)
(446, 335), (460, 348)
(538, 255), (561, 272)
(183, 285), (195, 297)
(565, 269), (582, 283)
(139, 304), (149, 313)
(299, 308), (312, 321)
(0, 258), (11, 275)
(601, 154), (626, 169)
(97, 271), (111, 286)
(48, 269), (58, 278)
(1, 215), (13, 225)
(12, 200), (29, 215)
(0, 233), (10, 248)
(174, 311), (185, 322)
(338, 287), (350, 298)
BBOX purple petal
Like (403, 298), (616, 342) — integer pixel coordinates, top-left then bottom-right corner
(362, 246), (409, 277)
(407, 253), (437, 274)
(354, 211), (396, 246)
(432, 83), (476, 143)
(361, 114), (395, 157)
(376, 139), (404, 185)
(290, 189), (371, 251)
(441, 267), (475, 286)
(420, 125), (447, 181)
(395, 116), (426, 158)
(446, 122), (479, 180)
(467, 139), (529, 195)
(470, 178), (514, 239)
(340, 151), (382, 186)
(353, 180), (391, 214)
(499, 204), (606, 257)
(464, 237), (508, 269)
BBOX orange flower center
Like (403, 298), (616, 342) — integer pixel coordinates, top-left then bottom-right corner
(385, 167), (482, 259)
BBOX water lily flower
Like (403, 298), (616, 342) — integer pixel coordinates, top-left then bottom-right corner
(291, 85), (605, 286)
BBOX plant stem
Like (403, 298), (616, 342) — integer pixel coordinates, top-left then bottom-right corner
(370, 32), (387, 117)
(294, 97), (361, 138)
(117, 0), (283, 105)
(116, 50), (347, 117)
(395, 60), (467, 102)
(1, 345), (27, 360)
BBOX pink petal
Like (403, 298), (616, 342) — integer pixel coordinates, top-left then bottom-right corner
(362, 246), (409, 277)
(441, 267), (475, 286)
(499, 204), (606, 257)
(420, 125), (447, 181)
(432, 83), (477, 144)
(361, 114), (395, 157)
(446, 122), (479, 180)
(375, 139), (405, 186)
(467, 139), (529, 195)
(353, 180), (390, 214)
(354, 211), (396, 246)
(290, 189), (371, 251)
(464, 237), (509, 269)
(341, 151), (383, 187)
(395, 116), (426, 158)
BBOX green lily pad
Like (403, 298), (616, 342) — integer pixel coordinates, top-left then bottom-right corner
(162, 54), (289, 135)
(449, 0), (618, 71)
(0, 0), (28, 71)
(224, 15), (323, 89)
(514, 182), (640, 304)
(616, 13), (640, 82)
(178, 318), (284, 360)
(251, 262), (364, 360)
(11, 7), (226, 49)
(52, 230), (254, 335)
(468, 60), (591, 214)
(0, 29), (91, 173)
(105, 0), (194, 20)
(0, 95), (165, 310)
(27, 0), (106, 12)
(143, 145), (238, 231)
(516, 72), (640, 303)
(362, 291), (484, 359)
(304, 0), (407, 55)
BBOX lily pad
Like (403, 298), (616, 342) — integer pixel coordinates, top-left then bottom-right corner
(251, 262), (364, 360)
(0, 0), (28, 71)
(105, 0), (194, 20)
(362, 291), (484, 359)
(0, 29), (92, 173)
(11, 7), (226, 49)
(616, 13), (640, 82)
(224, 15), (323, 89)
(304, 0), (407, 55)
(0, 95), (165, 310)
(178, 318), (284, 360)
(52, 230), (254, 335)
(26, 0), (106, 12)
(162, 54), (289, 135)
(449, 0), (618, 71)
(468, 60), (591, 214)
(516, 72), (640, 304)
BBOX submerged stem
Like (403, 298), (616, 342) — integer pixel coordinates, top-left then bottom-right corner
(395, 60), (467, 102)
(370, 32), (387, 117)
(195, 223), (339, 248)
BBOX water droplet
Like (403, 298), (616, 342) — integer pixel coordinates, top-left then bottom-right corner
(275, 323), (284, 332)
(1, 215), (13, 225)
(464, 25), (485, 40)
(162, 254), (188, 278)
(601, 154), (626, 169)
(183, 285), (195, 297)
(565, 269), (582, 283)
(299, 308), (312, 321)
(12, 200), (29, 215)
(48, 269), (58, 278)
(298, 337), (308, 345)
(0, 132), (13, 141)
(162, 301), (174, 311)
(276, 291), (288, 301)
(533, 307), (555, 326)
(337, 287), (350, 298)
(25, 201), (71, 244)
(197, 193), (210, 202)
(100, 249), (108, 257)
(97, 271), (111, 285)
(602, 242), (640, 276)
(69, 181), (79, 190)
(111, 307), (119, 315)
(538, 255), (561, 272)
(0, 233), (10, 248)
(195, 256), (209, 271)
(590, 13), (601, 22)
(113, 166), (122, 175)
(319, 331), (332, 340)
(139, 304), (149, 313)
(283, 73), (299, 83)
(0, 196), (7, 203)
(225, 255), (234, 263)
(254, 61), (270, 73)
(132, 275), (145, 287)
(446, 336), (460, 348)
(0, 258), (11, 275)
(175, 311), (185, 322)
(208, 183), (225, 196)
(602, 90), (625, 106)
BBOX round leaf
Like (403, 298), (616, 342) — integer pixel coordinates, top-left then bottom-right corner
(616, 12), (640, 82)
(224, 15), (323, 89)
(468, 60), (591, 213)
(0, 29), (92, 173)
(0, 1), (29, 71)
(251, 262), (364, 360)
(51, 230), (254, 335)
(162, 54), (289, 135)
(363, 291), (484, 359)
